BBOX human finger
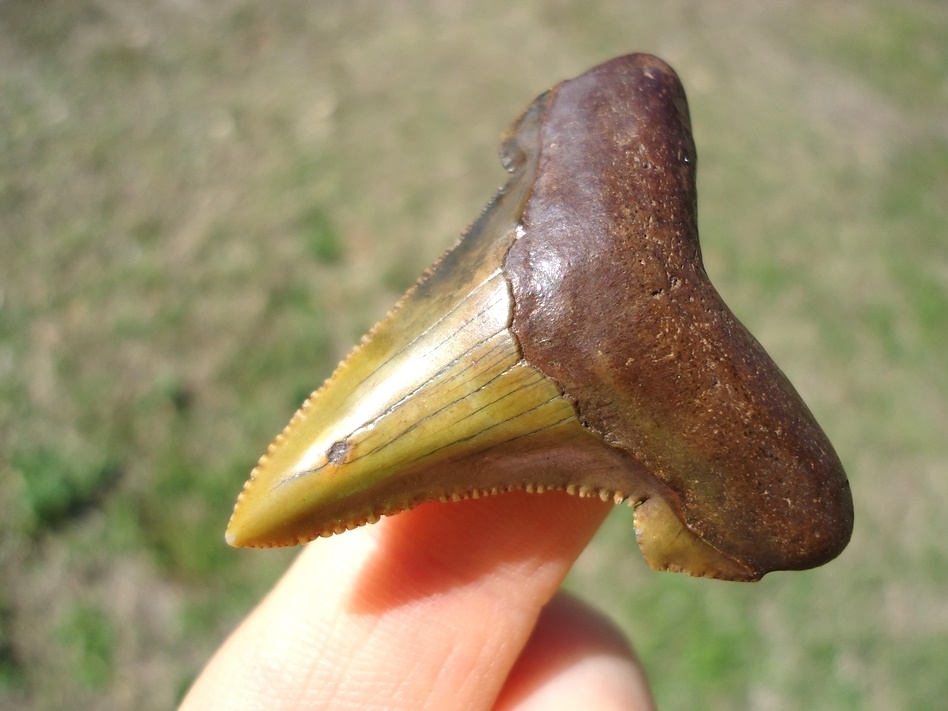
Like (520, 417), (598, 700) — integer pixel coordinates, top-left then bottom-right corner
(494, 591), (655, 711)
(179, 490), (612, 710)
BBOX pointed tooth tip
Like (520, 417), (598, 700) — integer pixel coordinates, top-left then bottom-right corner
(224, 476), (260, 547)
(224, 527), (240, 547)
(225, 507), (263, 548)
(223, 476), (288, 549)
(224, 520), (254, 548)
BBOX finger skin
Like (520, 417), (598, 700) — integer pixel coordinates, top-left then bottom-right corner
(179, 491), (613, 711)
(495, 591), (655, 711)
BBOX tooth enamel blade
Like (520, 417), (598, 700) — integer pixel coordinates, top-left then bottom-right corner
(226, 148), (582, 548)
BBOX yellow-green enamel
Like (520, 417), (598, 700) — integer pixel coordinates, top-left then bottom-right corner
(225, 265), (581, 547)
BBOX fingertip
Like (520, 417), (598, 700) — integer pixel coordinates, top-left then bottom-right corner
(503, 654), (656, 711)
(496, 592), (655, 711)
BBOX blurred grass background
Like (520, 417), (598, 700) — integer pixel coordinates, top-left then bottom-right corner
(1, 1), (945, 709)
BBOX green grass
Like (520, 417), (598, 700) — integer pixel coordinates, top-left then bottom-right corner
(2, 1), (946, 709)
(58, 602), (115, 690)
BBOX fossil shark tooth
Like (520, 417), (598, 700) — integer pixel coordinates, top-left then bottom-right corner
(226, 54), (853, 581)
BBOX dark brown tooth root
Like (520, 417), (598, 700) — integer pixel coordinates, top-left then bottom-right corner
(503, 54), (852, 578)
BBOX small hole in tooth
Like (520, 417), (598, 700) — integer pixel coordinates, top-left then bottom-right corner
(328, 440), (350, 464)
